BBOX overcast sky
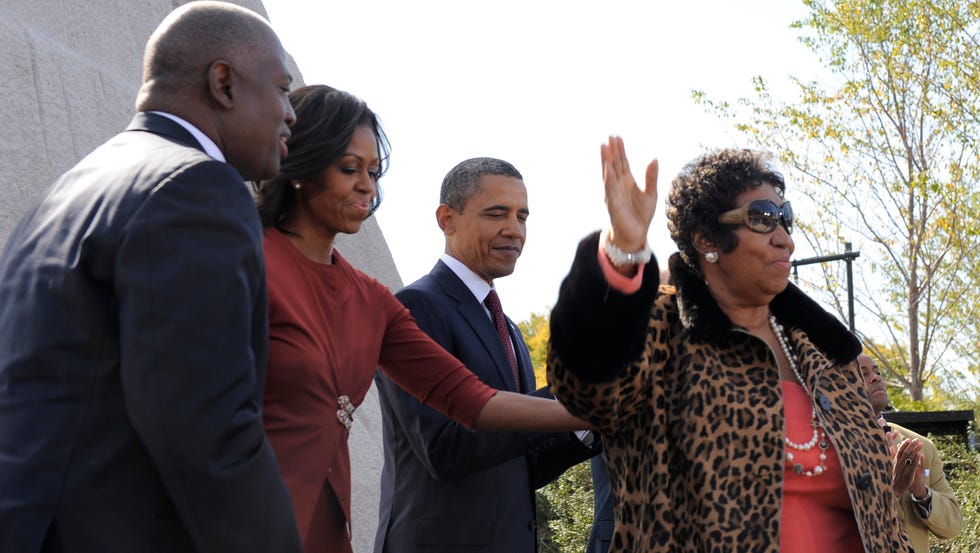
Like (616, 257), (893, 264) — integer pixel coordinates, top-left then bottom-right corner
(262, 0), (825, 322)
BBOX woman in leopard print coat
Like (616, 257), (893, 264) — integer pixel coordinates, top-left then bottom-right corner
(548, 140), (913, 552)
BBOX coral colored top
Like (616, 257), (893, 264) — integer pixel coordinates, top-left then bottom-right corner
(780, 381), (864, 553)
(261, 228), (496, 551)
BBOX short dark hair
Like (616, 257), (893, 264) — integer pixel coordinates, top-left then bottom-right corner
(255, 85), (390, 228)
(440, 157), (523, 212)
(666, 148), (785, 267)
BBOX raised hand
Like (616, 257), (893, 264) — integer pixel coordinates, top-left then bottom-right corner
(601, 136), (658, 252)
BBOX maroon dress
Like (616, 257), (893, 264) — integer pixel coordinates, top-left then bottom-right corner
(262, 228), (496, 552)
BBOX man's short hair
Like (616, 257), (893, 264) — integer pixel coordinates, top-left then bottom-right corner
(440, 157), (523, 211)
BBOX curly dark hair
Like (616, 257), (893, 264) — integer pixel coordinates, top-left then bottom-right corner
(666, 149), (785, 269)
(254, 84), (390, 228)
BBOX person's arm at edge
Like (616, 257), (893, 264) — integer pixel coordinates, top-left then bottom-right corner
(917, 440), (963, 539)
(471, 390), (589, 432)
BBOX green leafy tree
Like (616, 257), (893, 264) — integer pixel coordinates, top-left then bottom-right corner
(694, 0), (980, 403)
(929, 430), (980, 552)
(536, 461), (594, 553)
(518, 310), (551, 389)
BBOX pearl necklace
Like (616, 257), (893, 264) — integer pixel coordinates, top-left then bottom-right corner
(769, 315), (828, 477)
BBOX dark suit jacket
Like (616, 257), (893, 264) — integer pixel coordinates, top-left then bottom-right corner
(0, 113), (301, 553)
(373, 260), (598, 553)
(587, 454), (614, 553)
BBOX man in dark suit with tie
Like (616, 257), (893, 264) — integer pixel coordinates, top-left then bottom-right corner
(0, 3), (302, 552)
(373, 157), (598, 553)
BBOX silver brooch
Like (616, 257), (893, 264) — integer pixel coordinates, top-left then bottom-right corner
(336, 395), (355, 431)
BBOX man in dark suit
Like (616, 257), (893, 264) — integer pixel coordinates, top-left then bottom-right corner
(373, 157), (598, 553)
(0, 3), (301, 552)
(587, 455), (615, 553)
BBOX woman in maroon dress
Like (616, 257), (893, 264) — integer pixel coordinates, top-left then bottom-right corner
(255, 85), (585, 553)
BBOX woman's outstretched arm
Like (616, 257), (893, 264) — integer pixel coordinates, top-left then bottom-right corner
(471, 391), (591, 432)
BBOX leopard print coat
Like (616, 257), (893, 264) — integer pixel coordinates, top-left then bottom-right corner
(548, 232), (913, 553)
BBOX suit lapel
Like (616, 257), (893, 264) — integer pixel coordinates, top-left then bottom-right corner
(431, 261), (521, 392)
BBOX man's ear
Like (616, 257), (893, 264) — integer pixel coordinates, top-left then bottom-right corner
(207, 60), (235, 109)
(436, 204), (455, 234)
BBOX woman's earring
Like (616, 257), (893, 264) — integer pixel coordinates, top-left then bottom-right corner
(704, 251), (719, 264)
(293, 182), (302, 190)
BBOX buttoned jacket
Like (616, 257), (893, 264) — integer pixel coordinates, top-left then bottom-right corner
(374, 260), (598, 552)
(0, 113), (300, 553)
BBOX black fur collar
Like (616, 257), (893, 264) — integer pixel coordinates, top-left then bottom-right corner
(668, 253), (861, 365)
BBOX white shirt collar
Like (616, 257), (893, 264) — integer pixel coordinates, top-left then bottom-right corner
(149, 111), (226, 162)
(440, 253), (495, 317)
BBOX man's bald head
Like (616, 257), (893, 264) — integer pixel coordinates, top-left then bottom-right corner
(134, 1), (296, 181)
(136, 1), (280, 110)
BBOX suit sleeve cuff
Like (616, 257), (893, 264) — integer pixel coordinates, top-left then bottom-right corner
(911, 486), (933, 518)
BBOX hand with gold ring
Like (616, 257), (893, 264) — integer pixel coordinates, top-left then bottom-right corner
(891, 437), (925, 495)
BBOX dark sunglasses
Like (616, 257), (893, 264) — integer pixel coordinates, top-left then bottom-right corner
(717, 199), (793, 234)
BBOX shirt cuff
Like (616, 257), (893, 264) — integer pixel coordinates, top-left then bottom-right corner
(911, 486), (933, 518)
(574, 430), (594, 447)
(597, 240), (646, 294)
